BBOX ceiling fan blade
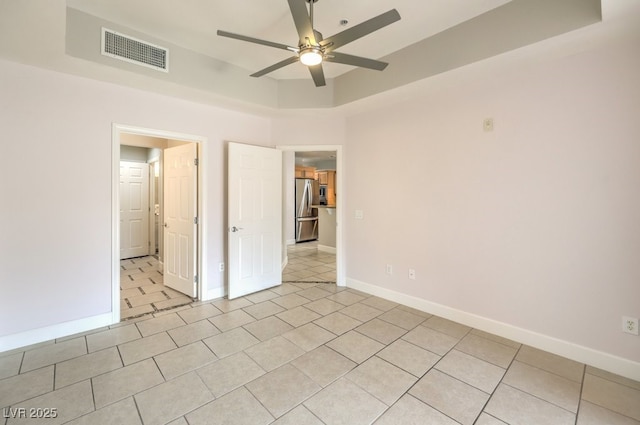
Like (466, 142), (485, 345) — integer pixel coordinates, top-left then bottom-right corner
(308, 64), (326, 87)
(325, 51), (388, 71)
(250, 56), (299, 78)
(322, 9), (401, 52)
(217, 30), (297, 52)
(287, 0), (317, 45)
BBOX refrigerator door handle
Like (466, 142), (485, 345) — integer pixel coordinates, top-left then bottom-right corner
(297, 217), (317, 222)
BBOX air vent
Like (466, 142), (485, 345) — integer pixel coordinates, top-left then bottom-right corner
(101, 28), (169, 72)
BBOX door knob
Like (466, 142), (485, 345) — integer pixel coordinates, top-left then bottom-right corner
(164, 223), (169, 228)
(230, 226), (244, 232)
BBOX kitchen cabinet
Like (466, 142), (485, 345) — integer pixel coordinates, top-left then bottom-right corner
(317, 171), (328, 185)
(317, 170), (336, 206)
(295, 166), (316, 178)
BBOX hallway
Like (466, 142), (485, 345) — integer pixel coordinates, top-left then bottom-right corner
(120, 256), (194, 320)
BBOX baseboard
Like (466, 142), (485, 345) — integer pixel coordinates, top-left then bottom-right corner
(318, 244), (336, 254)
(347, 278), (640, 382)
(282, 256), (289, 271)
(203, 286), (226, 302)
(286, 239), (296, 246)
(0, 313), (114, 353)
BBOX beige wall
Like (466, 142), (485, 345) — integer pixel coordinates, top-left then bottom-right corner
(0, 59), (271, 343)
(344, 33), (640, 371)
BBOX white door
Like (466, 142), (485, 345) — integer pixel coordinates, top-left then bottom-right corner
(228, 142), (282, 299)
(164, 143), (198, 298)
(120, 161), (150, 260)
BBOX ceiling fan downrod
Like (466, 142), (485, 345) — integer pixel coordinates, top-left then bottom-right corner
(306, 0), (318, 30)
(300, 0), (323, 66)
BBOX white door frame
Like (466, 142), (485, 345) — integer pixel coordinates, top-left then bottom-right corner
(112, 124), (207, 323)
(276, 144), (345, 287)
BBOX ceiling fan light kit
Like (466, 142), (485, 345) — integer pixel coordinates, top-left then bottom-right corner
(299, 48), (323, 66)
(217, 0), (401, 87)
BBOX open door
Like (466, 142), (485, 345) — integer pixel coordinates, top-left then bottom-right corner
(228, 142), (282, 299)
(164, 143), (198, 298)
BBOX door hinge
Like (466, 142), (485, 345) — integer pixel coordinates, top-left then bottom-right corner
(194, 217), (198, 225)
(194, 158), (199, 166)
(194, 275), (198, 284)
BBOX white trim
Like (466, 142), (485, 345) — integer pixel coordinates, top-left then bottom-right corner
(282, 256), (289, 271)
(347, 278), (640, 382)
(113, 124), (208, 319)
(286, 239), (296, 246)
(111, 128), (121, 323)
(203, 287), (225, 302)
(317, 244), (336, 254)
(277, 144), (345, 287)
(0, 313), (113, 352)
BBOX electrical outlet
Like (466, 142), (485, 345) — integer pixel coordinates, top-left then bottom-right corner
(355, 210), (364, 220)
(219, 262), (225, 272)
(622, 316), (639, 335)
(386, 264), (393, 275)
(483, 118), (494, 132)
(408, 268), (416, 280)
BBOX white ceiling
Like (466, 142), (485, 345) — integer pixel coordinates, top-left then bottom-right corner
(66, 0), (512, 80)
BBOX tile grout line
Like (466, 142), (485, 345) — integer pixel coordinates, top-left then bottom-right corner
(400, 326), (478, 424)
(89, 377), (97, 417)
(574, 364), (587, 425)
(131, 393), (145, 425)
(472, 335), (524, 423)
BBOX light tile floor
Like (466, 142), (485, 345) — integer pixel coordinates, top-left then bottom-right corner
(283, 242), (336, 284)
(1, 246), (639, 424)
(120, 256), (194, 320)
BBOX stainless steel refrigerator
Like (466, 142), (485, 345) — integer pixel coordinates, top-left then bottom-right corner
(295, 178), (319, 242)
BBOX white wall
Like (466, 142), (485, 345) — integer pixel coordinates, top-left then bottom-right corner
(344, 34), (640, 373)
(0, 59), (271, 343)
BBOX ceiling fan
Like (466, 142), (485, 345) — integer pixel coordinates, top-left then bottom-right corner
(217, 0), (401, 87)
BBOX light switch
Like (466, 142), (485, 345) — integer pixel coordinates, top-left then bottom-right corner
(355, 210), (364, 220)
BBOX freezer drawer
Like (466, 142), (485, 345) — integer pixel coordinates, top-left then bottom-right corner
(296, 217), (318, 242)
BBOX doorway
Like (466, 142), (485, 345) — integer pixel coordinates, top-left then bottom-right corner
(277, 144), (344, 287)
(112, 124), (206, 322)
